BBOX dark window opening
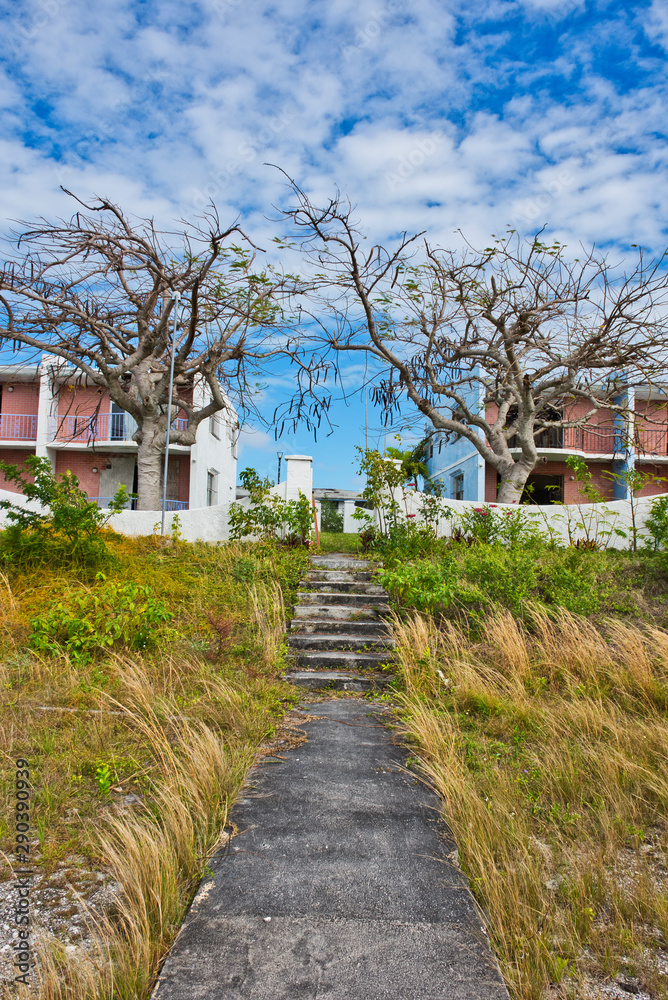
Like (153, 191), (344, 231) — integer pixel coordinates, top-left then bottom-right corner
(452, 472), (464, 500)
(522, 473), (564, 505)
(506, 405), (564, 449)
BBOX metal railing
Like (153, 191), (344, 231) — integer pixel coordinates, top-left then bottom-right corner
(92, 497), (189, 511)
(92, 496), (138, 510)
(634, 428), (668, 456)
(0, 413), (38, 440)
(508, 424), (668, 456)
(49, 413), (188, 443)
(564, 426), (617, 454)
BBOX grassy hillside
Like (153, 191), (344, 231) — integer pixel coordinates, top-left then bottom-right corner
(0, 531), (309, 999)
(382, 532), (668, 999)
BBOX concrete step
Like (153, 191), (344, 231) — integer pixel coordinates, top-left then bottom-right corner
(302, 580), (386, 595)
(290, 649), (392, 670)
(308, 570), (374, 583)
(287, 633), (395, 653)
(310, 556), (373, 570)
(292, 604), (388, 622)
(297, 591), (389, 607)
(290, 618), (391, 636)
(283, 670), (394, 692)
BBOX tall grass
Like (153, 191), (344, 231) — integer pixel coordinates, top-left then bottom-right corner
(27, 657), (253, 1000)
(0, 536), (307, 1000)
(248, 580), (286, 670)
(394, 608), (668, 999)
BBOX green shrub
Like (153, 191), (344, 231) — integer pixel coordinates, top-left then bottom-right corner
(320, 499), (344, 533)
(378, 556), (458, 614)
(229, 468), (313, 545)
(644, 495), (668, 552)
(454, 504), (546, 547)
(0, 455), (132, 570)
(29, 576), (174, 664)
(536, 548), (610, 615)
(457, 544), (538, 616)
(379, 520), (443, 565)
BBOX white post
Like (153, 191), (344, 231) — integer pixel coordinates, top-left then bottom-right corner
(343, 500), (357, 533)
(284, 455), (312, 501)
(161, 292), (181, 534)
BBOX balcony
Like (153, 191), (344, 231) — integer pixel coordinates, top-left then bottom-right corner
(634, 428), (668, 456)
(92, 497), (189, 511)
(509, 426), (620, 454)
(564, 427), (617, 454)
(0, 413), (38, 440)
(49, 413), (188, 444)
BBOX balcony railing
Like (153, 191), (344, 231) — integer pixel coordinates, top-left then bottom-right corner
(49, 413), (188, 444)
(92, 497), (189, 511)
(508, 423), (668, 456)
(509, 425), (621, 454)
(564, 427), (618, 454)
(634, 428), (668, 456)
(0, 413), (38, 440)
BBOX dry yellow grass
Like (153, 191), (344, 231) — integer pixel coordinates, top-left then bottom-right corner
(5, 658), (254, 1000)
(0, 538), (307, 1000)
(394, 609), (668, 1000)
(248, 580), (286, 670)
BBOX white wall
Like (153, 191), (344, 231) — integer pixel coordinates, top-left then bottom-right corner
(0, 452), (308, 545)
(0, 489), (234, 543)
(343, 500), (359, 533)
(397, 490), (668, 550)
(4, 479), (663, 549)
(188, 382), (238, 509)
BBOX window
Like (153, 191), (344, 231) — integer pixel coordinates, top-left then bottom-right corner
(206, 470), (218, 507)
(209, 398), (220, 438)
(110, 402), (125, 441)
(452, 472), (464, 501)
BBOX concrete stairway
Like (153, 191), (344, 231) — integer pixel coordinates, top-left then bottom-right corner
(285, 553), (395, 692)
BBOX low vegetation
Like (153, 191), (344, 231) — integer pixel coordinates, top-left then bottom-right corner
(380, 518), (668, 999)
(0, 521), (309, 999)
(4, 455), (668, 998)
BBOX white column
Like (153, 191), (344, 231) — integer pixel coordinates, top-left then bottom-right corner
(36, 359), (56, 465)
(284, 455), (313, 501)
(343, 500), (358, 533)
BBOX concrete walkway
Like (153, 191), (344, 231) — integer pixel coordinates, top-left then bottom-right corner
(152, 698), (509, 999)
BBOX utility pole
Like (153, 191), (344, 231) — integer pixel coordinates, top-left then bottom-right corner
(364, 387), (368, 452)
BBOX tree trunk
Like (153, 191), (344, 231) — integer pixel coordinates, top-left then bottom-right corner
(136, 429), (164, 511)
(495, 457), (536, 504)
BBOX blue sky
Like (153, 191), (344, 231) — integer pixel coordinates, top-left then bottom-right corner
(1, 0), (668, 487)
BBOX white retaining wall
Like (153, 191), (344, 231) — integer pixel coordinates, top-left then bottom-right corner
(0, 489), (235, 543)
(0, 453), (315, 544)
(389, 490), (668, 550)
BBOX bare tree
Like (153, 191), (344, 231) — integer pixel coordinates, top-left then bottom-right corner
(283, 184), (668, 502)
(0, 192), (308, 510)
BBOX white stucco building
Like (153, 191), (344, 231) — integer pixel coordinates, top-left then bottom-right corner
(0, 356), (238, 511)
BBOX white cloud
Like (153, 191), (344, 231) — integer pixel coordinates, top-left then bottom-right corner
(1, 0), (667, 486)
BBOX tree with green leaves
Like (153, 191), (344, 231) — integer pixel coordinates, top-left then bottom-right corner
(384, 443), (429, 489)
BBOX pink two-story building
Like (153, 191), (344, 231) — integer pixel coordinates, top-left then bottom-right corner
(0, 357), (238, 510)
(425, 388), (668, 504)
